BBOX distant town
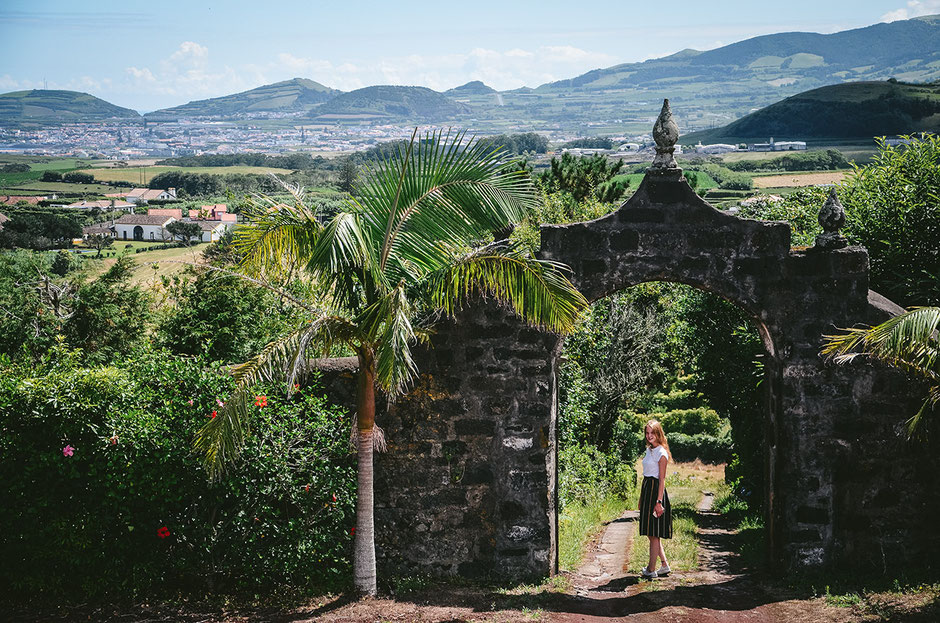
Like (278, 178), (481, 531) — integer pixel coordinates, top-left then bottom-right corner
(0, 116), (813, 161)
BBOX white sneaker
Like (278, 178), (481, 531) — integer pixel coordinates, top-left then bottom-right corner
(657, 564), (671, 576)
(640, 566), (658, 579)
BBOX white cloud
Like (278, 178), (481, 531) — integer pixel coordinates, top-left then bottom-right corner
(125, 67), (156, 83)
(167, 41), (209, 68)
(882, 0), (940, 22)
(121, 42), (263, 110)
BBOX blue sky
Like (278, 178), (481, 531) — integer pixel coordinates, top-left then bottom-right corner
(1, 0), (937, 112)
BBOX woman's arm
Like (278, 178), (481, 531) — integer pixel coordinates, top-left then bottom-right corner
(654, 454), (667, 516)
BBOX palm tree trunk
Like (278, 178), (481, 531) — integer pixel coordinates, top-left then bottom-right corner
(353, 348), (377, 596)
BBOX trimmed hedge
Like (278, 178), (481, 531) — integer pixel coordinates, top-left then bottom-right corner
(0, 351), (355, 600)
(630, 431), (732, 465)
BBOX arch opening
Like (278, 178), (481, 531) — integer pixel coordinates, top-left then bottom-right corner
(553, 280), (778, 573)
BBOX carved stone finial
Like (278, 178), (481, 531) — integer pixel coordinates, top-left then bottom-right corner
(650, 99), (680, 171)
(815, 187), (848, 249)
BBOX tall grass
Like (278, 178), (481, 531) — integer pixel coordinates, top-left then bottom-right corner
(558, 491), (627, 571)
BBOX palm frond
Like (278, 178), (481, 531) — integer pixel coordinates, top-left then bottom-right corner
(235, 194), (323, 279)
(352, 286), (419, 395)
(822, 307), (940, 381)
(424, 241), (588, 334)
(822, 306), (940, 438)
(357, 129), (540, 283)
(306, 210), (385, 302)
(194, 313), (360, 479)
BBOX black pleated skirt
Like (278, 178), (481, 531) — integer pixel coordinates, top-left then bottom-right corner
(638, 476), (672, 538)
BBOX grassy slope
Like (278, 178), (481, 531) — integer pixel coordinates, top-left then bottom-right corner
(146, 78), (338, 118)
(683, 80), (940, 143)
(0, 89), (140, 123)
(75, 165), (295, 184)
(87, 243), (208, 285)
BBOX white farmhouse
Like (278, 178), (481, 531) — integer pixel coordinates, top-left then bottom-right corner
(126, 188), (178, 205)
(195, 220), (231, 242)
(113, 214), (174, 241)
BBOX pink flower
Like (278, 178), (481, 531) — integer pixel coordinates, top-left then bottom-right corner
(187, 399), (194, 406)
(62, 445), (74, 457)
(109, 435), (118, 445)
(216, 398), (225, 408)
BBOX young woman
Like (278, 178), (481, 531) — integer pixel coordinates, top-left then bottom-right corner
(638, 419), (672, 579)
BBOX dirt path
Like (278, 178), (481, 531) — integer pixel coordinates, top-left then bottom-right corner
(541, 492), (855, 623)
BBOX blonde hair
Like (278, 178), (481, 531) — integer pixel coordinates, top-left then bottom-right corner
(645, 419), (671, 460)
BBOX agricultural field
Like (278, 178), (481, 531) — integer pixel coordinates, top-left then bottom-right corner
(86, 242), (209, 285)
(2, 180), (117, 194)
(75, 165), (296, 185)
(612, 171), (720, 191)
(752, 171), (847, 188)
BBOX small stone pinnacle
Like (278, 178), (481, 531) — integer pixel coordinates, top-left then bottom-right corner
(650, 99), (680, 171)
(815, 187), (848, 249)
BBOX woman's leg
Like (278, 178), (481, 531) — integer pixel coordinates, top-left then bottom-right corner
(657, 539), (669, 568)
(647, 536), (660, 571)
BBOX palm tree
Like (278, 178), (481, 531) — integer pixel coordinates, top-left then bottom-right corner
(821, 307), (940, 437)
(194, 130), (588, 596)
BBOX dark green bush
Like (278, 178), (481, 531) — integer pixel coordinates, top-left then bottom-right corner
(665, 432), (733, 464)
(0, 351), (354, 601)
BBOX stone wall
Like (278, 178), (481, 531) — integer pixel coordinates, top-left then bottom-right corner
(315, 170), (940, 579)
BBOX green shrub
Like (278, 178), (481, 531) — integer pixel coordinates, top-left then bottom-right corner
(0, 351), (354, 600)
(657, 407), (723, 437)
(666, 432), (733, 464)
(558, 444), (636, 510)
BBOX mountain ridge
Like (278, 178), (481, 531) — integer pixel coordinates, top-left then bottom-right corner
(144, 77), (341, 119)
(681, 80), (940, 142)
(0, 90), (140, 125)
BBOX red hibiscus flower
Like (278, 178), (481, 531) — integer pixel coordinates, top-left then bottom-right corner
(254, 395), (268, 408)
(157, 526), (170, 539)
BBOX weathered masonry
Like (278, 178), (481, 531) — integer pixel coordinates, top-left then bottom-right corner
(325, 101), (940, 580)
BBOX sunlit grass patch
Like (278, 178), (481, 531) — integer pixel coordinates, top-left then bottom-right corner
(558, 491), (626, 571)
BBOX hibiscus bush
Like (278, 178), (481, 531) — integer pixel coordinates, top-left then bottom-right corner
(0, 348), (355, 600)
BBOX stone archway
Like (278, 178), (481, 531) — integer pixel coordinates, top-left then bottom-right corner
(133, 225), (144, 241)
(368, 105), (939, 581)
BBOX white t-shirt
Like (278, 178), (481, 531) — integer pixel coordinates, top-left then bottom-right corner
(642, 445), (669, 478)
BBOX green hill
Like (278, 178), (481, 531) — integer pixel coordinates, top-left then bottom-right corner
(681, 80), (940, 143)
(0, 90), (140, 125)
(145, 78), (340, 118)
(446, 81), (497, 95)
(312, 85), (470, 120)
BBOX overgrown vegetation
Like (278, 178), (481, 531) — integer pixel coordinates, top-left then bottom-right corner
(739, 133), (940, 305)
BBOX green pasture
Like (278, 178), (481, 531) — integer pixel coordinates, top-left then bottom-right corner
(1, 180), (116, 194)
(612, 172), (718, 190)
(87, 242), (209, 285)
(75, 165), (296, 185)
